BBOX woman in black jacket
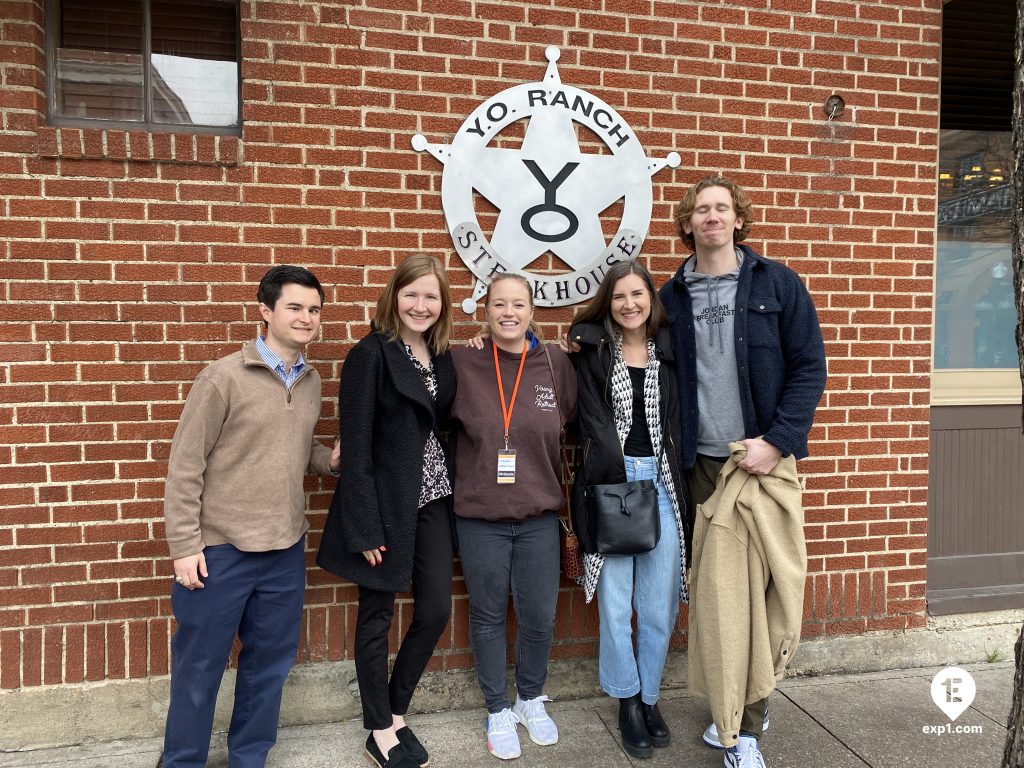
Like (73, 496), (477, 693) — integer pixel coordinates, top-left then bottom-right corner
(317, 254), (455, 768)
(569, 260), (691, 760)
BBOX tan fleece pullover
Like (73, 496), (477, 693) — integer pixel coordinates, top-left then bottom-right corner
(163, 341), (334, 559)
(688, 441), (807, 749)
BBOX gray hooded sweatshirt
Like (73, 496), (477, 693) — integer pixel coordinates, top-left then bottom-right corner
(683, 249), (745, 457)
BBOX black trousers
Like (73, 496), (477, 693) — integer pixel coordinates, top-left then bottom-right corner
(355, 496), (454, 730)
(685, 454), (769, 739)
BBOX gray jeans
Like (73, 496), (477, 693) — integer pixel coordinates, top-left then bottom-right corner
(455, 513), (560, 713)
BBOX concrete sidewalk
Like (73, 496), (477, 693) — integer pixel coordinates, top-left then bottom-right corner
(0, 662), (1013, 768)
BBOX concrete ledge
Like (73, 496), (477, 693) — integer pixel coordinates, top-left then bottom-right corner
(788, 610), (1022, 677)
(1, 610), (1019, 751)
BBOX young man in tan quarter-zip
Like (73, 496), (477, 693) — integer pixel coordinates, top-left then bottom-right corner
(160, 265), (340, 768)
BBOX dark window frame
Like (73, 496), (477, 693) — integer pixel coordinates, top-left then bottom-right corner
(44, 0), (242, 136)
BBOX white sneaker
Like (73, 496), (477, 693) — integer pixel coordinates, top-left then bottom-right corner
(703, 714), (769, 749)
(723, 735), (766, 768)
(486, 708), (521, 760)
(511, 694), (559, 746)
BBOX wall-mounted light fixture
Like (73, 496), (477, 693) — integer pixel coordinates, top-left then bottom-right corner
(824, 94), (845, 121)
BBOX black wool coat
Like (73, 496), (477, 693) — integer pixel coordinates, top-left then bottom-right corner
(316, 332), (456, 593)
(568, 321), (692, 560)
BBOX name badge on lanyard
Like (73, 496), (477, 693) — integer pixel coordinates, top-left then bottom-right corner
(493, 340), (528, 486)
(497, 449), (517, 484)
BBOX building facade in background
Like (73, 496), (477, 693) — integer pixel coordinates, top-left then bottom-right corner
(0, 0), (1018, 719)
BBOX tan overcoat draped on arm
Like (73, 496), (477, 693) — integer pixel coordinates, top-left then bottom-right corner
(688, 441), (807, 749)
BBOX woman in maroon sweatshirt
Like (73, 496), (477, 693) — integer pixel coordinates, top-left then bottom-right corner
(449, 273), (577, 761)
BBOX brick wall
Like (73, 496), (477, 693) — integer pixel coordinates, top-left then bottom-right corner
(0, 0), (941, 691)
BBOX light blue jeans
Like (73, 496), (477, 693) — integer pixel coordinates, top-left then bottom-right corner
(596, 455), (681, 704)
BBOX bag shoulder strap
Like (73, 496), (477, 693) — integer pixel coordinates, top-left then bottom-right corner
(541, 344), (576, 533)
(540, 343), (562, 428)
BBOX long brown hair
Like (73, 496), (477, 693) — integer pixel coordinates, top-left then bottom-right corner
(673, 175), (754, 251)
(572, 260), (667, 341)
(374, 254), (453, 354)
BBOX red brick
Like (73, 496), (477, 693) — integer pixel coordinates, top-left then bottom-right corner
(0, 0), (946, 690)
(106, 623), (126, 679)
(86, 623), (106, 681)
(1, 630), (21, 688)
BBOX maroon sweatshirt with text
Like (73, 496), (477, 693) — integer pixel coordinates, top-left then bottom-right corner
(450, 340), (577, 522)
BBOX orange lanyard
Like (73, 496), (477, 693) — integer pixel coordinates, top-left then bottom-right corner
(493, 340), (528, 450)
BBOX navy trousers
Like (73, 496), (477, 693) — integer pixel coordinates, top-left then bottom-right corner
(162, 537), (306, 768)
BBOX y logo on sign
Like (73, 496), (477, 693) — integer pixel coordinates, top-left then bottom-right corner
(930, 666), (976, 721)
(413, 47), (679, 312)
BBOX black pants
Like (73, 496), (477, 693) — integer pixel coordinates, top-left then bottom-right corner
(685, 454), (769, 739)
(355, 496), (454, 730)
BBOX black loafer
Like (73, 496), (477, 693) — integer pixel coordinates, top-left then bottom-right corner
(364, 734), (421, 768)
(396, 725), (429, 767)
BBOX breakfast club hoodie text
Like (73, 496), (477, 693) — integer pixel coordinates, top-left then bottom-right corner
(683, 248), (746, 458)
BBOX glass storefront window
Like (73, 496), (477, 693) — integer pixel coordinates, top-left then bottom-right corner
(934, 129), (1015, 371)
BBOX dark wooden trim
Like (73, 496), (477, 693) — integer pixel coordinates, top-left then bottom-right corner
(928, 583), (1024, 615)
(44, 0), (57, 125)
(931, 403), (1024, 429)
(928, 404), (1024, 614)
(928, 550), (1024, 616)
(142, 0), (151, 125)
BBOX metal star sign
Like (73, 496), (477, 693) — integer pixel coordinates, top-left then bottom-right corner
(413, 46), (680, 312)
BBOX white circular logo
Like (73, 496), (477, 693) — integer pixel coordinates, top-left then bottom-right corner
(930, 666), (976, 722)
(414, 47), (679, 312)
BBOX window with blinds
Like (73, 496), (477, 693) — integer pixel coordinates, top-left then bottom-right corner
(47, 0), (240, 133)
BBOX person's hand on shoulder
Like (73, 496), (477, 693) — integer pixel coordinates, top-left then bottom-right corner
(560, 329), (580, 354)
(329, 436), (341, 473)
(466, 326), (489, 350)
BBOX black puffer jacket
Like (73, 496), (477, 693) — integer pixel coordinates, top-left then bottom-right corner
(568, 320), (693, 560)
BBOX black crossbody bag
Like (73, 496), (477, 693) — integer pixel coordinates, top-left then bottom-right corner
(583, 354), (660, 556)
(584, 477), (660, 556)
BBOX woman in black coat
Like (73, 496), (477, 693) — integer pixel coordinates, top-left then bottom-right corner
(317, 254), (455, 768)
(568, 260), (691, 760)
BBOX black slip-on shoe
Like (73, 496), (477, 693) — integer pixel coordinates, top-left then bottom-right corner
(364, 733), (421, 768)
(396, 725), (429, 767)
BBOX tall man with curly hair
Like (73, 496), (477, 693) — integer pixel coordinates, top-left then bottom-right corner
(659, 176), (826, 768)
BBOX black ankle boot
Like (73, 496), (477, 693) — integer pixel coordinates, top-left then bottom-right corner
(641, 702), (670, 747)
(618, 694), (653, 758)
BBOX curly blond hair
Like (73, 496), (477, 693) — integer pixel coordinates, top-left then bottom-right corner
(673, 175), (755, 251)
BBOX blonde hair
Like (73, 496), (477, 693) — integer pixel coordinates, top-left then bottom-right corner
(483, 273), (542, 341)
(374, 254), (453, 354)
(673, 175), (755, 251)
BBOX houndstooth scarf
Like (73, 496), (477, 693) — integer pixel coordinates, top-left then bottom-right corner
(580, 332), (688, 605)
